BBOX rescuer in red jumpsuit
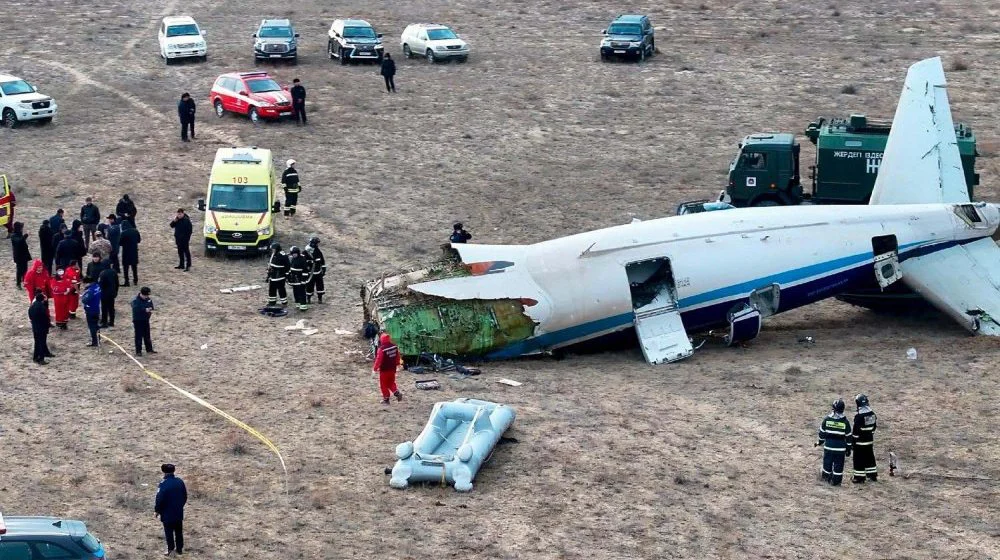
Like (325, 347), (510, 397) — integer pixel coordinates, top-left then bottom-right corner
(22, 259), (52, 304)
(373, 332), (403, 405)
(49, 268), (73, 329)
(64, 261), (82, 318)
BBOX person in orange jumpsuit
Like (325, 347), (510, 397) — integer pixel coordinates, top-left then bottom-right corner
(49, 268), (73, 329)
(64, 260), (82, 319)
(22, 259), (52, 304)
(373, 332), (403, 405)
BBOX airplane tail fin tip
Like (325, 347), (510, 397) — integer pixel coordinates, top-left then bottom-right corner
(869, 56), (969, 206)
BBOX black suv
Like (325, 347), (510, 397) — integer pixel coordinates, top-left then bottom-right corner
(253, 18), (299, 63)
(600, 14), (655, 62)
(0, 514), (107, 559)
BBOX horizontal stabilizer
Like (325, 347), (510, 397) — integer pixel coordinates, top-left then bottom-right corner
(901, 238), (1000, 335)
(869, 57), (969, 205)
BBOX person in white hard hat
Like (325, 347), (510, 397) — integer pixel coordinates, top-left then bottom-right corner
(281, 159), (300, 217)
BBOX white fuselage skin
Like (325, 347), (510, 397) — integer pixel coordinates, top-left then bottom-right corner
(431, 203), (999, 357)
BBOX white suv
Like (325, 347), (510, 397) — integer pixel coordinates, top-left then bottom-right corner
(158, 16), (207, 64)
(401, 23), (469, 63)
(0, 74), (57, 128)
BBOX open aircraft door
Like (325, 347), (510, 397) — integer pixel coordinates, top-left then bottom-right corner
(0, 175), (12, 233)
(872, 234), (903, 289)
(626, 258), (693, 364)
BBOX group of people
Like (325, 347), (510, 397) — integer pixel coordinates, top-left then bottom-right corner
(12, 194), (166, 363)
(265, 237), (326, 311)
(816, 393), (879, 486)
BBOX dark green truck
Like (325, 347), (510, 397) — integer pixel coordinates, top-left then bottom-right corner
(725, 114), (979, 207)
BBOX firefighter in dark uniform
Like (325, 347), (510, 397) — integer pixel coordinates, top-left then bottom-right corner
(301, 241), (315, 303)
(305, 237), (326, 304)
(266, 243), (289, 306)
(281, 159), (300, 217)
(287, 246), (311, 311)
(816, 398), (851, 486)
(851, 393), (878, 482)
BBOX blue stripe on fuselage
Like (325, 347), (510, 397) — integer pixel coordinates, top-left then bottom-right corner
(485, 238), (976, 359)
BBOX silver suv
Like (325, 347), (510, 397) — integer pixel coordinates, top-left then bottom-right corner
(253, 19), (299, 63)
(0, 513), (107, 559)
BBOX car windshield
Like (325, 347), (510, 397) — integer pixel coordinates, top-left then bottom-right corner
(247, 78), (281, 93)
(1, 80), (34, 95)
(608, 23), (642, 35)
(259, 26), (292, 38)
(167, 24), (200, 37)
(427, 28), (457, 40)
(78, 534), (102, 554)
(343, 26), (376, 39)
(209, 185), (269, 212)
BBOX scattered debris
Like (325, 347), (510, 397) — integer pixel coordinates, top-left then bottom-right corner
(906, 348), (918, 360)
(415, 379), (441, 390)
(259, 306), (288, 317)
(302, 329), (319, 336)
(496, 378), (522, 387)
(334, 328), (354, 335)
(798, 336), (815, 344)
(285, 319), (307, 331)
(407, 353), (482, 376)
(199, 343), (208, 350)
(221, 284), (262, 294)
(889, 451), (898, 476)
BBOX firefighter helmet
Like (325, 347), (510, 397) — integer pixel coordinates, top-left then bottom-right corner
(832, 398), (845, 414)
(855, 393), (869, 408)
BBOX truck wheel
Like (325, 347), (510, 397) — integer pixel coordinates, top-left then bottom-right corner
(403, 44), (412, 58)
(214, 99), (225, 118)
(753, 199), (780, 207)
(638, 48), (645, 63)
(2, 109), (17, 129)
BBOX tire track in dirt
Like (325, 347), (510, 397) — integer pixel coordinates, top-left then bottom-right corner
(95, 0), (180, 72)
(36, 58), (243, 146)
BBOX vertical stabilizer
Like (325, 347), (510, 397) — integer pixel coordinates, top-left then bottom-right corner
(869, 57), (969, 205)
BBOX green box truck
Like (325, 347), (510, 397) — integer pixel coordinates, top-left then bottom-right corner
(725, 114), (979, 207)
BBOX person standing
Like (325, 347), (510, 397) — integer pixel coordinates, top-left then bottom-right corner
(265, 243), (289, 307)
(49, 208), (66, 235)
(23, 259), (52, 304)
(70, 220), (87, 263)
(178, 92), (196, 142)
(120, 220), (141, 286)
(380, 52), (396, 93)
(131, 286), (155, 356)
(287, 246), (311, 311)
(98, 264), (119, 328)
(169, 208), (193, 271)
(154, 463), (187, 556)
(851, 393), (878, 483)
(105, 214), (122, 273)
(281, 160), (300, 217)
(82, 280), (102, 347)
(80, 197), (101, 248)
(49, 268), (73, 330)
(290, 78), (307, 125)
(373, 332), (403, 405)
(116, 194), (138, 224)
(65, 260), (82, 319)
(449, 222), (472, 244)
(816, 398), (852, 486)
(90, 230), (112, 262)
(54, 226), (80, 269)
(38, 219), (54, 273)
(11, 222), (31, 289)
(29, 290), (53, 364)
(305, 237), (326, 304)
(84, 251), (105, 283)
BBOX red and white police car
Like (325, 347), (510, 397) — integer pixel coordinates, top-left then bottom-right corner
(209, 71), (294, 124)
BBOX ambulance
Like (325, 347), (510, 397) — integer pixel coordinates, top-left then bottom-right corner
(0, 175), (13, 235)
(198, 147), (279, 256)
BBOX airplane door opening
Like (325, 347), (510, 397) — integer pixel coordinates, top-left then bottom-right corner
(626, 258), (693, 364)
(872, 234), (902, 289)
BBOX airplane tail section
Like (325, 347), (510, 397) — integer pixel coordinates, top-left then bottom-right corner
(902, 237), (1000, 335)
(869, 57), (969, 205)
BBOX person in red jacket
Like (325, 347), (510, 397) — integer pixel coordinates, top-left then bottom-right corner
(49, 268), (73, 329)
(23, 259), (52, 304)
(64, 261), (82, 318)
(373, 332), (403, 405)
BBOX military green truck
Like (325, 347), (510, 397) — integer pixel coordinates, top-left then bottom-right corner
(725, 114), (979, 207)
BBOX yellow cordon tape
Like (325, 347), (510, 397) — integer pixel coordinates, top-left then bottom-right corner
(99, 333), (288, 491)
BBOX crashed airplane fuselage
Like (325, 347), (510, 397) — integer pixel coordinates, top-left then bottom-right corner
(363, 57), (1000, 364)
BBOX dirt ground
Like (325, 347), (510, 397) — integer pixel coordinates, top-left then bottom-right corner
(2, 1), (1000, 558)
